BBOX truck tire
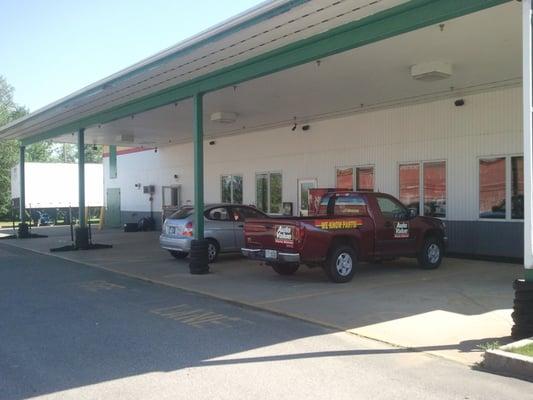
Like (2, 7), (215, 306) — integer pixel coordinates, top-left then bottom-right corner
(417, 237), (443, 269)
(271, 263), (300, 276)
(170, 250), (188, 259)
(325, 245), (357, 283)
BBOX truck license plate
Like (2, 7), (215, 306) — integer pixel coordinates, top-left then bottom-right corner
(265, 249), (278, 259)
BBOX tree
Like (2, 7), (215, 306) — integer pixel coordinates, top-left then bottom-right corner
(84, 144), (103, 163)
(0, 76), (28, 219)
(26, 140), (56, 162)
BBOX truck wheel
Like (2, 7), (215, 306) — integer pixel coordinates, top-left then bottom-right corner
(207, 239), (220, 263)
(325, 245), (357, 283)
(169, 250), (188, 259)
(271, 263), (300, 276)
(417, 237), (443, 269)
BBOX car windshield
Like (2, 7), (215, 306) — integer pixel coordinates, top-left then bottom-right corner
(168, 207), (194, 220)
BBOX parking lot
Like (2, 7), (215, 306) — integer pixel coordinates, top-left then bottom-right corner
(0, 225), (523, 366)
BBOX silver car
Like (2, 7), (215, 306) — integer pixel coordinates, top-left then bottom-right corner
(160, 204), (267, 262)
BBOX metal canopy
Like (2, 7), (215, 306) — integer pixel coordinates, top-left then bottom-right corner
(0, 0), (510, 146)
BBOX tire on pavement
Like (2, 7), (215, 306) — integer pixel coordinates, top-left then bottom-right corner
(169, 250), (188, 259)
(206, 239), (220, 263)
(325, 245), (357, 283)
(271, 263), (300, 276)
(417, 236), (443, 270)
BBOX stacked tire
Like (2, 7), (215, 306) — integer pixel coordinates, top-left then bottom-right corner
(511, 279), (533, 339)
(189, 239), (210, 275)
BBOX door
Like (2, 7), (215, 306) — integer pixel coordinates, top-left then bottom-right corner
(231, 206), (267, 249)
(106, 188), (121, 228)
(373, 195), (417, 256)
(162, 185), (181, 222)
(298, 179), (317, 216)
(205, 206), (236, 251)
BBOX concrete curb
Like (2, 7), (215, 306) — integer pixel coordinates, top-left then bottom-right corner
(483, 339), (533, 382)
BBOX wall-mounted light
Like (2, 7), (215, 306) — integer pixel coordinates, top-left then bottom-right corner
(302, 124), (310, 131)
(454, 99), (465, 107)
(209, 140), (216, 146)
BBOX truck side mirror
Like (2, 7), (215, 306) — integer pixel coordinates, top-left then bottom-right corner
(408, 208), (418, 219)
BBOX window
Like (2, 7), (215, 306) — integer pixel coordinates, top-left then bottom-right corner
(376, 196), (407, 220)
(399, 164), (420, 212)
(356, 167), (374, 191)
(399, 162), (446, 218)
(336, 168), (353, 190)
(333, 195), (368, 216)
(255, 172), (282, 214)
(512, 156), (524, 219)
(423, 162), (446, 218)
(206, 207), (230, 221)
(336, 166), (375, 191)
(221, 175), (243, 204)
(232, 206), (266, 221)
(479, 156), (523, 220)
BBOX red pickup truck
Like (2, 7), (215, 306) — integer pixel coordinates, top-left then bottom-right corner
(242, 191), (447, 283)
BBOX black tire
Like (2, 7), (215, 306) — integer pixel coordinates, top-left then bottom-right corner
(324, 245), (357, 283)
(206, 239), (220, 263)
(271, 263), (300, 276)
(169, 250), (188, 259)
(417, 237), (443, 270)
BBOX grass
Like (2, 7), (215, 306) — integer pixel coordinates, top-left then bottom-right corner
(507, 343), (533, 357)
(478, 341), (501, 351)
(0, 221), (15, 228)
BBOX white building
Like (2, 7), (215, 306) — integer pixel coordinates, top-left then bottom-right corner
(0, 0), (531, 263)
(11, 162), (103, 209)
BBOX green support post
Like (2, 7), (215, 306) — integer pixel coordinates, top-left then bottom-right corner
(78, 128), (86, 228)
(19, 145), (26, 223)
(193, 93), (204, 240)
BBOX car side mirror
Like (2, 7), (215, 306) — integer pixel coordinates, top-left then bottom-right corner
(408, 208), (418, 219)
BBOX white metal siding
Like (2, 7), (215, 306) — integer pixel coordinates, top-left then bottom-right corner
(104, 86), (522, 222)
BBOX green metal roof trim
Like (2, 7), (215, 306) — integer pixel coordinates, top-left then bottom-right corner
(0, 0), (311, 135)
(11, 0), (511, 146)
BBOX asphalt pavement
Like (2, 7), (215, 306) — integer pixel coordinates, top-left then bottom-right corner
(0, 243), (530, 400)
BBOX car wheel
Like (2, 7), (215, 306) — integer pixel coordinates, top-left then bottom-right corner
(417, 237), (443, 269)
(271, 263), (300, 276)
(169, 250), (188, 259)
(207, 239), (219, 263)
(325, 245), (357, 283)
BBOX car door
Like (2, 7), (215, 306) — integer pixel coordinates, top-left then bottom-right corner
(231, 206), (267, 249)
(372, 195), (417, 256)
(205, 207), (236, 251)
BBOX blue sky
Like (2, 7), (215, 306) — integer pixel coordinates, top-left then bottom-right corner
(1, 0), (264, 111)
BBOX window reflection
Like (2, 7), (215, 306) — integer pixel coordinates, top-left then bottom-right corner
(399, 164), (420, 213)
(479, 158), (506, 219)
(423, 162), (446, 218)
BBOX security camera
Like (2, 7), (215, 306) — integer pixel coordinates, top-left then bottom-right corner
(454, 99), (465, 107)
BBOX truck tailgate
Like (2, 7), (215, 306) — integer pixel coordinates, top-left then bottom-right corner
(244, 218), (303, 252)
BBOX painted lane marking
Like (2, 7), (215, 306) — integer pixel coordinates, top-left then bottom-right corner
(150, 304), (246, 329)
(79, 280), (126, 292)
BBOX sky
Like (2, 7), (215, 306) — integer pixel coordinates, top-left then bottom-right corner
(1, 0), (264, 112)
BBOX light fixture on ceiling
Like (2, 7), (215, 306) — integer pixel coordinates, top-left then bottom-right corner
(115, 134), (134, 143)
(411, 61), (452, 82)
(211, 111), (237, 123)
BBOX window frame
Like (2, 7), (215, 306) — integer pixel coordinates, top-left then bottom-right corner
(334, 164), (376, 192)
(220, 174), (243, 204)
(255, 171), (283, 215)
(397, 159), (447, 219)
(477, 154), (524, 222)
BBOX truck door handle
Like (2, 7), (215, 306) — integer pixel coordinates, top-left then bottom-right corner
(384, 221), (393, 228)
(237, 224), (244, 228)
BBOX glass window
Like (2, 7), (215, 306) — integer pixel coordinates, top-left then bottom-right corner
(399, 164), (420, 213)
(334, 195), (368, 216)
(256, 172), (282, 214)
(356, 167), (374, 191)
(269, 173), (282, 214)
(336, 167), (353, 190)
(232, 206), (266, 221)
(206, 207), (230, 221)
(221, 175), (243, 204)
(479, 158), (506, 219)
(255, 174), (268, 212)
(168, 207), (193, 220)
(377, 196), (406, 220)
(423, 162), (446, 218)
(512, 156), (524, 220)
